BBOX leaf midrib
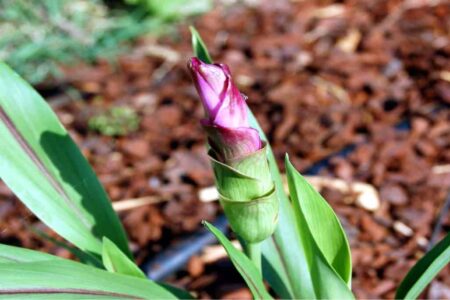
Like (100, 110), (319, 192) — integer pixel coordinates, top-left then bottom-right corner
(0, 288), (141, 299)
(0, 105), (91, 230)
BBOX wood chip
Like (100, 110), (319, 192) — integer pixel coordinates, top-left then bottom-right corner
(112, 196), (166, 212)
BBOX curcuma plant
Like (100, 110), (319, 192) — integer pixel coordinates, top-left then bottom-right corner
(0, 26), (448, 300)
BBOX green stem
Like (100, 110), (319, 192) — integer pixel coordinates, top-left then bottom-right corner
(245, 242), (262, 276)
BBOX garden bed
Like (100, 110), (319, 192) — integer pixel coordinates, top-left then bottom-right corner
(1, 0), (449, 298)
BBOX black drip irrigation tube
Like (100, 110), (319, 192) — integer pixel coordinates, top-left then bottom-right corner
(141, 111), (450, 281)
(143, 215), (228, 280)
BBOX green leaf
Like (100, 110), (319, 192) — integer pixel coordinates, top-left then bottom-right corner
(285, 162), (352, 285)
(396, 232), (450, 299)
(102, 237), (146, 278)
(148, 0), (212, 20)
(203, 221), (273, 300)
(190, 26), (213, 64)
(0, 243), (61, 264)
(285, 156), (354, 299)
(0, 62), (131, 258)
(0, 258), (188, 299)
(251, 112), (303, 299)
(31, 227), (103, 267)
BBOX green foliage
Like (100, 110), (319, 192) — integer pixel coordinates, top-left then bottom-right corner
(0, 61), (131, 258)
(203, 221), (273, 300)
(102, 237), (146, 278)
(88, 106), (140, 136)
(285, 156), (353, 298)
(190, 26), (213, 63)
(125, 0), (212, 21)
(30, 226), (103, 267)
(0, 244), (189, 299)
(0, 0), (204, 85)
(0, 243), (62, 264)
(0, 60), (196, 299)
(285, 156), (352, 285)
(396, 232), (450, 299)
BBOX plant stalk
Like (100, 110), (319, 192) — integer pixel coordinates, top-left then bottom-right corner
(245, 242), (262, 276)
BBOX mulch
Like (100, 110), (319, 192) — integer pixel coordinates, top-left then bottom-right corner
(1, 0), (449, 298)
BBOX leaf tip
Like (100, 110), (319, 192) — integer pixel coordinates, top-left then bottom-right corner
(284, 153), (295, 174)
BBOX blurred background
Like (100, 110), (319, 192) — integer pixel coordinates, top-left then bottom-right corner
(0, 0), (449, 298)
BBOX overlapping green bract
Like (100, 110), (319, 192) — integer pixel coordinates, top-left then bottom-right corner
(210, 145), (278, 243)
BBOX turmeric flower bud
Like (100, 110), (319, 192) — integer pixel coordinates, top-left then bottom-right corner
(188, 57), (278, 244)
(188, 57), (261, 162)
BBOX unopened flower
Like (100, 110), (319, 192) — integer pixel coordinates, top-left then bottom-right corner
(188, 57), (261, 162)
(188, 57), (278, 243)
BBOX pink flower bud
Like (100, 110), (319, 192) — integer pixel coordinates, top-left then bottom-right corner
(188, 57), (261, 161)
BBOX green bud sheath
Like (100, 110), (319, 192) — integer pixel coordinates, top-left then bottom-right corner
(210, 143), (279, 243)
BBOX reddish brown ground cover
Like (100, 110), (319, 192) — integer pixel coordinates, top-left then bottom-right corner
(1, 0), (449, 298)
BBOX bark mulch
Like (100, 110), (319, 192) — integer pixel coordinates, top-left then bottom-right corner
(1, 0), (449, 298)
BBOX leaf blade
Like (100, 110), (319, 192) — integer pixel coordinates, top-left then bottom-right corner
(286, 165), (352, 285)
(102, 237), (146, 278)
(189, 26), (213, 64)
(0, 244), (192, 299)
(0, 243), (60, 264)
(203, 221), (272, 300)
(0, 62), (130, 258)
(285, 156), (354, 299)
(396, 232), (450, 299)
(0, 259), (185, 299)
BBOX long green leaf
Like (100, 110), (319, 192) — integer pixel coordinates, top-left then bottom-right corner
(203, 221), (273, 300)
(396, 232), (450, 299)
(250, 110), (305, 299)
(102, 237), (146, 278)
(0, 62), (131, 258)
(191, 27), (296, 299)
(29, 226), (103, 267)
(0, 243), (60, 264)
(284, 163), (352, 285)
(0, 259), (188, 299)
(285, 156), (354, 299)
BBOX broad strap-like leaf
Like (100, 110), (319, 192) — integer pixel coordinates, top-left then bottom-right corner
(253, 114), (303, 299)
(191, 27), (296, 298)
(203, 221), (273, 300)
(285, 156), (354, 299)
(0, 257), (190, 299)
(0, 243), (61, 264)
(0, 62), (130, 258)
(396, 232), (450, 299)
(285, 164), (352, 285)
(102, 237), (146, 278)
(30, 226), (103, 267)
